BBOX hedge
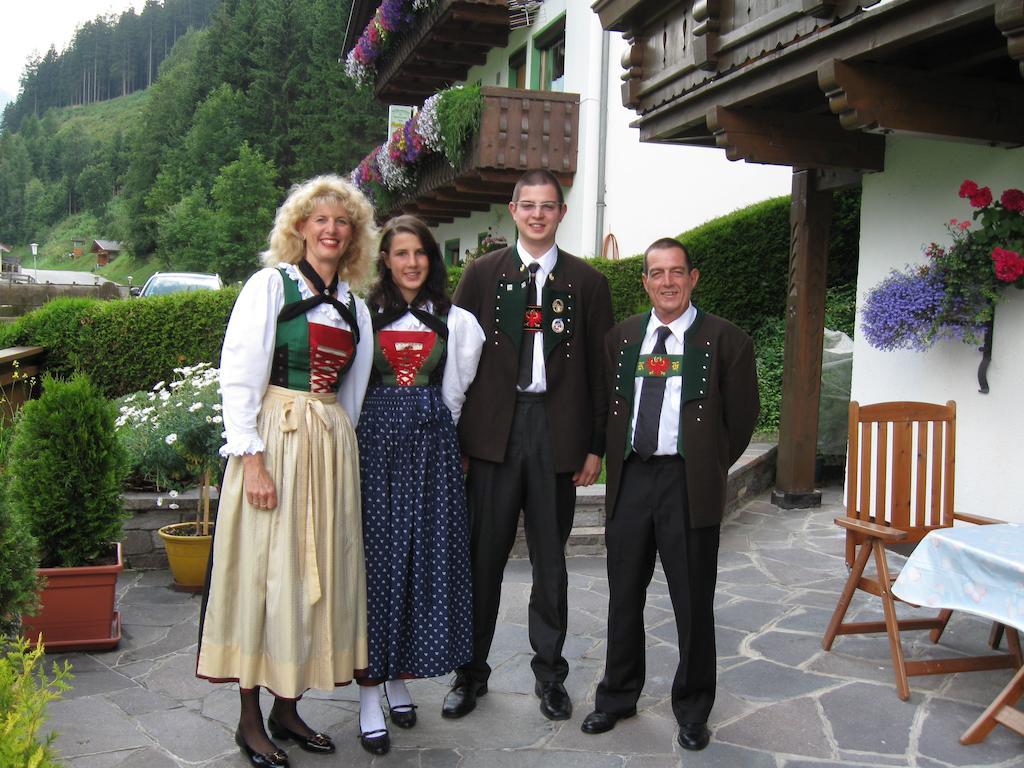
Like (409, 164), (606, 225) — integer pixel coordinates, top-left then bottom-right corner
(0, 289), (240, 399)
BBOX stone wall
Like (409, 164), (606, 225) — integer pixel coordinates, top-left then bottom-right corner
(121, 488), (220, 569)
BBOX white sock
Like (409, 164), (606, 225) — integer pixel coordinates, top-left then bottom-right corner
(358, 684), (386, 733)
(385, 679), (414, 710)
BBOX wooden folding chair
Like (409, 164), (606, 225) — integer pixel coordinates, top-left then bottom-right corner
(822, 400), (1016, 700)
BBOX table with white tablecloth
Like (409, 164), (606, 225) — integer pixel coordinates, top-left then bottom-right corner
(893, 523), (1024, 744)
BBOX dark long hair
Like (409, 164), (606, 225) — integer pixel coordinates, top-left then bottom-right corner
(366, 214), (451, 314)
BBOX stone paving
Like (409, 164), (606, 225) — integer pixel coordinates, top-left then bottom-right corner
(43, 485), (1024, 767)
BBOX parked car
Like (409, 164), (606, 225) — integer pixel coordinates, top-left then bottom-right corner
(132, 272), (223, 298)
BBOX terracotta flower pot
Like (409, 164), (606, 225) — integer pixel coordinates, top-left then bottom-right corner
(22, 542), (123, 652)
(158, 522), (214, 591)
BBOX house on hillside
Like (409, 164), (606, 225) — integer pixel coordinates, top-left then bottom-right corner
(0, 244), (19, 275)
(342, 0), (787, 261)
(92, 239), (122, 267)
(591, 0), (1024, 522)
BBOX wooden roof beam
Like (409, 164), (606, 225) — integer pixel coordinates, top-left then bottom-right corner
(433, 188), (509, 205)
(996, 1), (1024, 78)
(818, 58), (1024, 146)
(706, 106), (885, 171)
(431, 25), (508, 47)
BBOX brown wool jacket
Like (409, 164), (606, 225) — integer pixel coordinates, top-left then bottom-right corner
(453, 246), (614, 474)
(604, 309), (760, 528)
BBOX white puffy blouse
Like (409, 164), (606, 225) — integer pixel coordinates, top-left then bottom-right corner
(373, 301), (485, 424)
(219, 264), (373, 457)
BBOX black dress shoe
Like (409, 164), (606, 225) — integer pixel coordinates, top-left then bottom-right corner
(387, 702), (418, 729)
(266, 715), (335, 754)
(534, 681), (572, 720)
(677, 722), (711, 751)
(234, 728), (289, 767)
(358, 726), (390, 756)
(580, 707), (637, 734)
(442, 674), (487, 719)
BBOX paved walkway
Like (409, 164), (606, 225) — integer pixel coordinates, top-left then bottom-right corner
(45, 486), (1023, 767)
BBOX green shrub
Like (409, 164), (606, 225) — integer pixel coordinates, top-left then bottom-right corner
(753, 287), (857, 432)
(0, 489), (39, 637)
(753, 316), (786, 433)
(0, 637), (71, 768)
(590, 257), (648, 322)
(7, 374), (128, 568)
(0, 289), (240, 399)
(437, 83), (483, 166)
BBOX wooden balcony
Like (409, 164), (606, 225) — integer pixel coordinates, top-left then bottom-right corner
(345, 0), (511, 106)
(590, 0), (1024, 165)
(383, 86), (579, 225)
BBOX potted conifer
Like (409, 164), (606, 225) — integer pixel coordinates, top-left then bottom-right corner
(12, 374), (128, 651)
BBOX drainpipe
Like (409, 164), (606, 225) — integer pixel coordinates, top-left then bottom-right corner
(594, 29), (611, 258)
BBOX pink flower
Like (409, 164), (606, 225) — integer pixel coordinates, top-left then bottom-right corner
(1001, 188), (1024, 213)
(959, 220), (970, 230)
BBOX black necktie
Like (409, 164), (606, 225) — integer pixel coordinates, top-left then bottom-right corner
(633, 325), (672, 460)
(517, 263), (541, 390)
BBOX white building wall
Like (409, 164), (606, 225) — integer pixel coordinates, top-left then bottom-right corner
(851, 135), (1024, 523)
(430, 0), (790, 260)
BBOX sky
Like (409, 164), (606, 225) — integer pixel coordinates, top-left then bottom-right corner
(0, 1), (144, 101)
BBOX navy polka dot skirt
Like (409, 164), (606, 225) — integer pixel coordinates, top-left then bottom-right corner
(356, 383), (473, 680)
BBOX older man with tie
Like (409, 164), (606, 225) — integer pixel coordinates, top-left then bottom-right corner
(581, 237), (759, 751)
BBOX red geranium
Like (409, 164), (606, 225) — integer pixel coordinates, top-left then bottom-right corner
(992, 247), (1024, 283)
(1001, 188), (1024, 213)
(959, 179), (979, 199)
(969, 186), (993, 209)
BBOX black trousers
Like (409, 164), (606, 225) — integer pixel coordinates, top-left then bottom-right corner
(460, 393), (576, 684)
(595, 455), (720, 724)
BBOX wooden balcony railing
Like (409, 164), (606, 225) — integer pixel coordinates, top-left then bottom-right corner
(373, 0), (511, 105)
(384, 86), (579, 225)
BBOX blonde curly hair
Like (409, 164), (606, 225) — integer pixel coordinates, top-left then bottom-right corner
(262, 174), (377, 289)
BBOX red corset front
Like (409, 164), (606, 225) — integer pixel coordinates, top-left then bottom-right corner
(308, 323), (355, 392)
(378, 330), (436, 386)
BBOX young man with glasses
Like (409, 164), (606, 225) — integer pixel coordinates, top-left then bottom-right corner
(445, 169), (614, 722)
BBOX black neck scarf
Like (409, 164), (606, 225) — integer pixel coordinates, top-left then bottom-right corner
(278, 259), (360, 341)
(372, 301), (449, 340)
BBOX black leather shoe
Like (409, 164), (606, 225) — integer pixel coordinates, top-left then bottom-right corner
(267, 715), (335, 754)
(534, 681), (572, 720)
(235, 728), (289, 767)
(677, 722), (711, 751)
(442, 674), (487, 719)
(580, 707), (636, 734)
(387, 702), (418, 729)
(358, 726), (390, 756)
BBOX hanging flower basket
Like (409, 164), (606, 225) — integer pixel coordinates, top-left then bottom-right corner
(861, 179), (1024, 392)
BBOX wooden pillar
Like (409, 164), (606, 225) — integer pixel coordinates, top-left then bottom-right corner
(772, 169), (831, 509)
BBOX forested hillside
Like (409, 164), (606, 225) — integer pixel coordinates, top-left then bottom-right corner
(2, 0), (219, 131)
(0, 0), (385, 283)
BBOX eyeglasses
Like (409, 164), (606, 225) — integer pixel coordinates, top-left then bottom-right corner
(512, 201), (561, 214)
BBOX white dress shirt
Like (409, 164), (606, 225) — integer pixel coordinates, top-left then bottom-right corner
(219, 263), (373, 457)
(516, 241), (558, 393)
(373, 302), (485, 424)
(630, 304), (698, 456)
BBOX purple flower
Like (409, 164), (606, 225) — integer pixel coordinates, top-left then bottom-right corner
(861, 268), (948, 351)
(862, 266), (988, 351)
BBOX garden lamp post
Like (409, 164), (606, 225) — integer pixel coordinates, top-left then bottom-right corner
(30, 242), (38, 275)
